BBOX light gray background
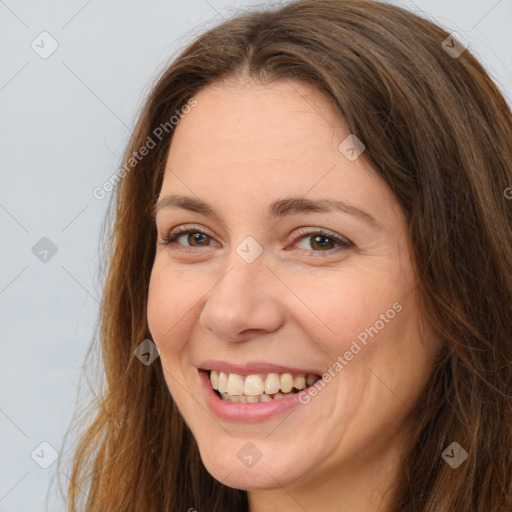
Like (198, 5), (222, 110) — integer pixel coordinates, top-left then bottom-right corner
(0, 0), (510, 510)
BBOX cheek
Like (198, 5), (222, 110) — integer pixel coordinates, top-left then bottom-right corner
(147, 268), (196, 405)
(286, 267), (406, 352)
(146, 264), (191, 355)
(146, 268), (168, 342)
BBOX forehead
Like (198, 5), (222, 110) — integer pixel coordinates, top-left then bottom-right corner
(168, 78), (345, 162)
(159, 78), (395, 225)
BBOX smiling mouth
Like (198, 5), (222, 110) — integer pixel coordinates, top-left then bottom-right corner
(207, 370), (322, 403)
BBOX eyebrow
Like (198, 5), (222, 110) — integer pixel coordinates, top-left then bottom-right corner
(152, 194), (380, 228)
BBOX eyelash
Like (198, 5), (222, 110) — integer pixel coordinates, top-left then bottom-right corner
(158, 225), (353, 255)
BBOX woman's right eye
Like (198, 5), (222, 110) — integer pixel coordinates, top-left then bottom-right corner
(159, 228), (217, 249)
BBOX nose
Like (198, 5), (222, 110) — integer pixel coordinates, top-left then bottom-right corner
(198, 255), (285, 342)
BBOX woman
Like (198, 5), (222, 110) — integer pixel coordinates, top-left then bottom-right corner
(62, 0), (512, 510)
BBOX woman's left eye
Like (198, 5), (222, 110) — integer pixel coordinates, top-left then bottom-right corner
(158, 227), (353, 254)
(292, 230), (353, 253)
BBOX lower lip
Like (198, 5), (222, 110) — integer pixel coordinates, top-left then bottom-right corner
(199, 370), (310, 422)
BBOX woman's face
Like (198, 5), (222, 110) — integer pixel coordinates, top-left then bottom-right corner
(147, 78), (439, 505)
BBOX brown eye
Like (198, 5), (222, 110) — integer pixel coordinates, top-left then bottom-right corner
(308, 234), (337, 251)
(185, 232), (210, 246)
(161, 229), (214, 247)
(292, 228), (353, 254)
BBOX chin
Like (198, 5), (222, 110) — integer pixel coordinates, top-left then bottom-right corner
(197, 439), (297, 491)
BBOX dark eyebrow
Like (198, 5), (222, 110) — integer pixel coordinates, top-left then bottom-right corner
(153, 194), (380, 229)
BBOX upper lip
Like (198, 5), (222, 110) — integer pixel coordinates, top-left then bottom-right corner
(198, 360), (321, 376)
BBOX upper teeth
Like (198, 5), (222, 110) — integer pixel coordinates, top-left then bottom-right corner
(209, 371), (318, 396)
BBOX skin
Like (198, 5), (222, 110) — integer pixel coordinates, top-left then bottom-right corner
(147, 77), (440, 512)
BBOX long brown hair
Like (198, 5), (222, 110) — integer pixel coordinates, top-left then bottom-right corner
(60, 1), (512, 510)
